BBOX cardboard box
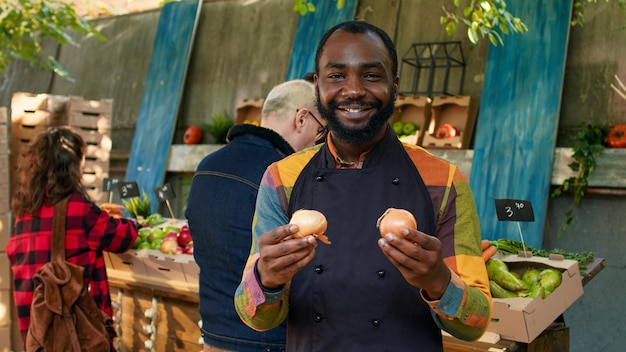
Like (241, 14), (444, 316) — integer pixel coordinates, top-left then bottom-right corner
(487, 254), (584, 343)
(421, 95), (478, 149)
(137, 249), (198, 284)
(106, 251), (148, 277)
(235, 98), (263, 125)
(390, 95), (432, 145)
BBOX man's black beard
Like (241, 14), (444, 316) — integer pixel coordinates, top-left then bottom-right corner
(316, 90), (395, 144)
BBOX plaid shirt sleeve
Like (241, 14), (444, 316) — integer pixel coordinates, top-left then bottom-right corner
(6, 192), (138, 342)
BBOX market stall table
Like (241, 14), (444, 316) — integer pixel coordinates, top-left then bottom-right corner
(442, 257), (606, 352)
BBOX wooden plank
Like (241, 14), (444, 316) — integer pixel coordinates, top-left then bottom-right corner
(285, 0), (358, 80)
(125, 0), (201, 213)
(470, 0), (573, 248)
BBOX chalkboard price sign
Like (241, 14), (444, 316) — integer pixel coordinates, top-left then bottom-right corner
(494, 199), (535, 222)
(118, 181), (140, 199)
(102, 178), (120, 192)
(154, 183), (176, 202)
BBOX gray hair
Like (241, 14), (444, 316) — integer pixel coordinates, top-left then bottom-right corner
(261, 79), (316, 121)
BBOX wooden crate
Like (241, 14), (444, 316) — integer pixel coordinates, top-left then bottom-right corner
(110, 287), (201, 352)
(11, 92), (67, 112)
(0, 108), (7, 154)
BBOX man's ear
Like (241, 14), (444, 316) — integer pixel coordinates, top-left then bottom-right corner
(294, 109), (307, 132)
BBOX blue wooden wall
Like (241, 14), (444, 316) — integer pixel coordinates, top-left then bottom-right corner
(470, 0), (573, 248)
(286, 0), (358, 80)
(125, 0), (202, 213)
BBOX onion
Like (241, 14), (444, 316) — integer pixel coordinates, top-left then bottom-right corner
(289, 209), (331, 244)
(376, 208), (417, 238)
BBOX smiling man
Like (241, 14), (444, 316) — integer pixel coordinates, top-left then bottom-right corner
(235, 21), (491, 351)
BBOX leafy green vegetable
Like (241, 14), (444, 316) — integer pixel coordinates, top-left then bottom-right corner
(490, 238), (595, 271)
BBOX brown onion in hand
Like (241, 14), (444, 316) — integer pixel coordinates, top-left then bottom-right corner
(376, 208), (417, 238)
(289, 209), (331, 244)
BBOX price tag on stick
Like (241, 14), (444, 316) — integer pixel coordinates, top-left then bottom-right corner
(494, 199), (535, 222)
(494, 199), (535, 257)
(118, 181), (140, 199)
(154, 183), (176, 220)
(102, 178), (120, 203)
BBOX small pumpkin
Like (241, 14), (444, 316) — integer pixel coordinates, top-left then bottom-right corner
(607, 124), (626, 148)
(183, 125), (203, 144)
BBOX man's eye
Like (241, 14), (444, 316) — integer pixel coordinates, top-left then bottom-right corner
(327, 73), (344, 80)
(364, 73), (382, 80)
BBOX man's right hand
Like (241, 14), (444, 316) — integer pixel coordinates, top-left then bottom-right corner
(256, 224), (318, 289)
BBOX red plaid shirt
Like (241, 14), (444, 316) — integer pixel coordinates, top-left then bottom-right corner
(6, 192), (138, 342)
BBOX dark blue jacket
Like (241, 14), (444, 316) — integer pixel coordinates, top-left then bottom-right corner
(185, 124), (293, 352)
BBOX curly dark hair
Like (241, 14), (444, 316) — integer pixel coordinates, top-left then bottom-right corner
(11, 126), (88, 217)
(314, 20), (398, 78)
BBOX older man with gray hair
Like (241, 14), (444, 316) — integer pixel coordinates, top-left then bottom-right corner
(185, 79), (325, 352)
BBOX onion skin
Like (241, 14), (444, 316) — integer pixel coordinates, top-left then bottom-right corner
(289, 209), (331, 244)
(377, 208), (417, 238)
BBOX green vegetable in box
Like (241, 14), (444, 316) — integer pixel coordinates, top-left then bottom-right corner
(486, 258), (564, 300)
(486, 258), (527, 292)
(489, 280), (522, 299)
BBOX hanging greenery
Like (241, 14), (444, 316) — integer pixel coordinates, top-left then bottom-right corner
(0, 0), (105, 81)
(551, 122), (609, 237)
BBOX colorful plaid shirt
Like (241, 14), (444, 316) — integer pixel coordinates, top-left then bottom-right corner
(235, 131), (492, 344)
(6, 192), (138, 341)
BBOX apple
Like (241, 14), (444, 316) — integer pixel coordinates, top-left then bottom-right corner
(137, 241), (152, 250)
(160, 237), (178, 254)
(177, 227), (192, 247)
(183, 241), (194, 255)
(148, 228), (164, 243)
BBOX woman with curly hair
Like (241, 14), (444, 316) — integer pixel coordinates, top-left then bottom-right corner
(6, 126), (138, 347)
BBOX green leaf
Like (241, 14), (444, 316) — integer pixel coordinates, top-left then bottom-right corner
(446, 22), (457, 36)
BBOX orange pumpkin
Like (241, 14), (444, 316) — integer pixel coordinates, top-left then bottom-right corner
(607, 124), (626, 148)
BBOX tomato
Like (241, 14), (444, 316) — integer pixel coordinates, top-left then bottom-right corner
(435, 123), (459, 139)
(607, 124), (626, 148)
(183, 126), (203, 144)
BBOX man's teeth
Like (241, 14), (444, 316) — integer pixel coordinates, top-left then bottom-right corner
(345, 108), (363, 113)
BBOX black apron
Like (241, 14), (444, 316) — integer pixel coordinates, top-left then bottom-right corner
(287, 132), (443, 351)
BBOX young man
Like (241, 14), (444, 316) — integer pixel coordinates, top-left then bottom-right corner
(235, 21), (491, 351)
(186, 79), (325, 352)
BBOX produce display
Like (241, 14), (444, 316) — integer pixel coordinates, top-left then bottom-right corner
(435, 123), (459, 139)
(486, 257), (562, 299)
(489, 238), (594, 270)
(133, 214), (194, 255)
(392, 120), (419, 138)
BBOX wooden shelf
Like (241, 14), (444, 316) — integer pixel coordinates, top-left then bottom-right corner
(166, 144), (626, 189)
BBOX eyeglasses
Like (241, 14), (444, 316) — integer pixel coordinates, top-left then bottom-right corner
(298, 109), (328, 144)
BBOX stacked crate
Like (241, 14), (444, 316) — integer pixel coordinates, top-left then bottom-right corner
(66, 96), (113, 203)
(9, 92), (68, 193)
(0, 107), (12, 352)
(9, 93), (113, 204)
